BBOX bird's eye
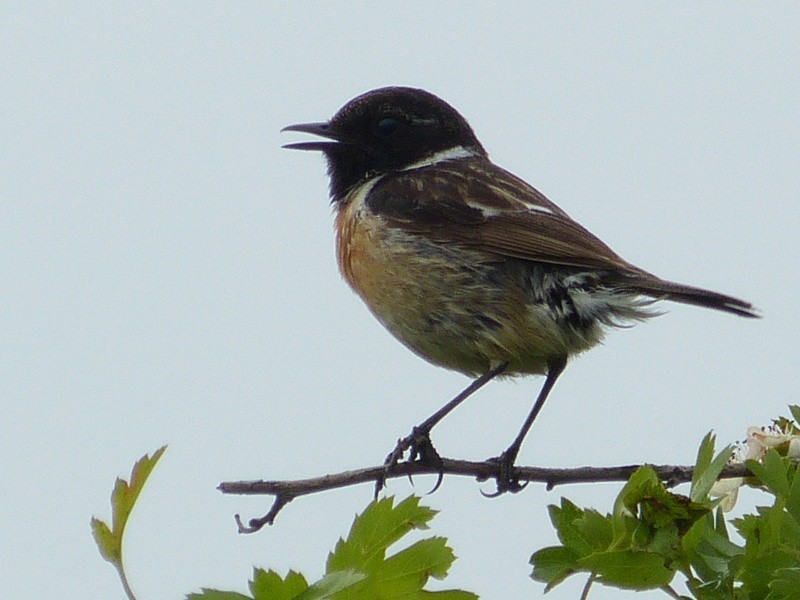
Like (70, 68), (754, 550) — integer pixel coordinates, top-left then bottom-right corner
(375, 117), (400, 137)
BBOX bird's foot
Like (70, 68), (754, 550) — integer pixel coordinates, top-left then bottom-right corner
(375, 426), (444, 497)
(482, 449), (528, 497)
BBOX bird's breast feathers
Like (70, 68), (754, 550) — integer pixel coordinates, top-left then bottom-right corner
(332, 159), (637, 376)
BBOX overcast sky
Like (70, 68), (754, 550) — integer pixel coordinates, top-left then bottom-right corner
(3, 4), (799, 599)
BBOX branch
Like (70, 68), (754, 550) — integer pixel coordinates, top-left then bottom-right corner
(218, 458), (750, 533)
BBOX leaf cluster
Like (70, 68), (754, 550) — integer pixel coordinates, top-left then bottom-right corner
(532, 411), (800, 599)
(190, 496), (475, 600)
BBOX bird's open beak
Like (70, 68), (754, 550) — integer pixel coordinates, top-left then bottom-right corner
(282, 122), (340, 151)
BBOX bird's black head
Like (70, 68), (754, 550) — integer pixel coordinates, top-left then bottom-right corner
(283, 87), (486, 202)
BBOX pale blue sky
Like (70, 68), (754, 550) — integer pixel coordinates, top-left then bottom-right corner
(2, 4), (799, 599)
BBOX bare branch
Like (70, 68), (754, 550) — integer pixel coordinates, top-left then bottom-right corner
(218, 457), (750, 533)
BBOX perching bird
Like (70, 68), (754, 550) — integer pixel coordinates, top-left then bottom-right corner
(283, 86), (758, 493)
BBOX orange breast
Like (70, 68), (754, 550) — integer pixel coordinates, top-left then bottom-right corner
(336, 195), (381, 301)
(332, 182), (602, 376)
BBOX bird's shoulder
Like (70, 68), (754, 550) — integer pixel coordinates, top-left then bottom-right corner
(365, 157), (568, 225)
(362, 157), (637, 273)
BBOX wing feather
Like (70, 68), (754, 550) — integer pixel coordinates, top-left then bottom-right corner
(368, 157), (643, 274)
(363, 157), (758, 318)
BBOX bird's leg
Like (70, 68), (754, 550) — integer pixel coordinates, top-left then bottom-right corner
(486, 356), (567, 496)
(377, 361), (509, 496)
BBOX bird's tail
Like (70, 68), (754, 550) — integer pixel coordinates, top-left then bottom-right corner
(629, 277), (759, 318)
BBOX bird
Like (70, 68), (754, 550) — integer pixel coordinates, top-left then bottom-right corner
(282, 86), (758, 494)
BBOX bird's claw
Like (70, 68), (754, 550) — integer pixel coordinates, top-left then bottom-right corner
(375, 426), (445, 497)
(481, 451), (528, 497)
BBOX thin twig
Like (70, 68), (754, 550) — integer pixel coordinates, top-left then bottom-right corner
(115, 563), (138, 600)
(218, 458), (749, 532)
(580, 574), (596, 600)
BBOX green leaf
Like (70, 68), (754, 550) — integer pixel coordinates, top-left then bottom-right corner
(577, 550), (673, 590)
(90, 518), (117, 565)
(765, 450), (792, 497)
(614, 466), (661, 518)
(530, 546), (579, 589)
(187, 591), (252, 600)
(646, 524), (679, 555)
(576, 509), (615, 553)
(296, 570), (365, 600)
(787, 464), (800, 523)
(323, 496), (471, 599)
(92, 446), (167, 569)
(691, 435), (734, 503)
(380, 537), (455, 583)
(692, 432), (716, 496)
(767, 566), (800, 599)
(788, 405), (800, 426)
(189, 569), (365, 600)
(756, 504), (785, 552)
(748, 451), (791, 497)
(250, 568), (308, 600)
(547, 499), (597, 556)
(682, 513), (742, 586)
(740, 551), (799, 598)
(714, 505), (729, 538)
(327, 496), (436, 573)
(414, 591), (478, 599)
(612, 464), (708, 538)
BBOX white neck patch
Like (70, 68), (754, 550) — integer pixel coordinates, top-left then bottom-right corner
(400, 145), (478, 172)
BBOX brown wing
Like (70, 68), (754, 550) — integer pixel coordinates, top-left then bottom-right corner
(365, 157), (758, 318)
(367, 157), (645, 274)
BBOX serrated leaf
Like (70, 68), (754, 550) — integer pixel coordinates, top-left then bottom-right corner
(699, 519), (742, 559)
(577, 550), (673, 590)
(112, 446), (168, 536)
(179, 495), (472, 600)
(530, 546), (579, 589)
(691, 437), (734, 503)
(733, 512), (759, 540)
(787, 471), (800, 528)
(740, 551), (798, 598)
(250, 568), (308, 600)
(611, 464), (708, 547)
(548, 498), (583, 528)
(187, 590), (252, 600)
(380, 537), (455, 583)
(692, 432), (716, 494)
(761, 503), (788, 551)
(327, 496), (436, 573)
(90, 517), (118, 564)
(646, 524), (679, 555)
(766, 566), (800, 599)
(547, 499), (594, 556)
(748, 451), (791, 497)
(295, 570), (365, 600)
(200, 568), (356, 600)
(714, 505), (729, 538)
(691, 583), (734, 600)
(764, 450), (792, 497)
(737, 501), (792, 581)
(323, 496), (469, 599)
(614, 466), (660, 518)
(92, 446), (167, 570)
(789, 405), (800, 427)
(415, 591), (478, 599)
(682, 513), (742, 585)
(578, 509), (614, 551)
